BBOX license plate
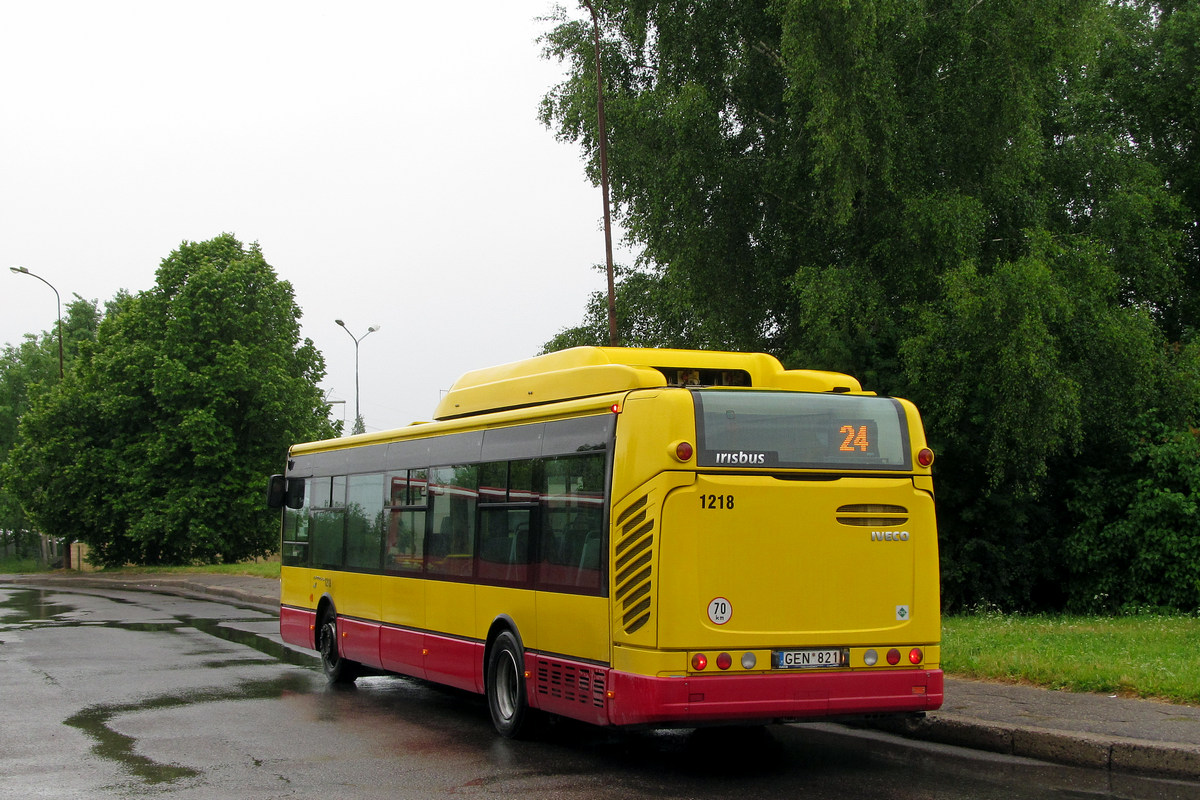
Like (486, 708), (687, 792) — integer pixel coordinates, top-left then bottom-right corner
(772, 648), (846, 669)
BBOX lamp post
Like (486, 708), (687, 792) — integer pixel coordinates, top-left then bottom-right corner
(10, 265), (68, 568)
(10, 266), (64, 378)
(334, 319), (378, 433)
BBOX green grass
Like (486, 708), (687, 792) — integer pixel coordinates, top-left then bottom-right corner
(0, 556), (47, 574)
(97, 561), (281, 580)
(943, 612), (1200, 705)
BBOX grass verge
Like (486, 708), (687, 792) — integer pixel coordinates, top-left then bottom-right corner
(98, 561), (281, 580)
(943, 612), (1200, 705)
(0, 556), (46, 574)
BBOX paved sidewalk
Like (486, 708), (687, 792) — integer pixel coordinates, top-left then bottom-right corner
(6, 571), (1199, 782)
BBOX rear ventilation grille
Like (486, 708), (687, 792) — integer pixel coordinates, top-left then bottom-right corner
(836, 503), (909, 527)
(535, 660), (607, 708)
(614, 493), (654, 634)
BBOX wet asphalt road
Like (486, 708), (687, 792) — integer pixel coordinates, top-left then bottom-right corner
(2, 584), (1199, 800)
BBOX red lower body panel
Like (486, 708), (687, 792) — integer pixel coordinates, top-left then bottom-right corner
(526, 652), (610, 725)
(282, 606), (481, 693)
(380, 625), (426, 679)
(280, 605), (316, 650)
(606, 668), (944, 727)
(339, 617), (381, 667)
(423, 631), (483, 693)
(281, 605), (940, 731)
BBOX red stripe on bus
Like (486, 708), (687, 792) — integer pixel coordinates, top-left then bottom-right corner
(606, 669), (944, 726)
(280, 606), (316, 650)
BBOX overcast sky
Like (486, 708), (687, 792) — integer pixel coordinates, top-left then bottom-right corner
(2, 0), (634, 433)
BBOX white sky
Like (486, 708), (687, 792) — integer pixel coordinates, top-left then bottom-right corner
(1, 0), (633, 433)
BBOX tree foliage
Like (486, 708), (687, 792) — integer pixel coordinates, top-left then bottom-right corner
(0, 296), (102, 557)
(541, 0), (1200, 610)
(3, 235), (336, 566)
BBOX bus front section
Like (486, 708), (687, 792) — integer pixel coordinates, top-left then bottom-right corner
(606, 386), (942, 727)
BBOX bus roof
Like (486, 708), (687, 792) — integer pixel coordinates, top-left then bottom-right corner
(433, 347), (863, 420)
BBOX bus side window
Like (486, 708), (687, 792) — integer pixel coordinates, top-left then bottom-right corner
(478, 507), (532, 584)
(386, 469), (427, 573)
(538, 454), (604, 592)
(310, 476), (347, 568)
(426, 465), (477, 578)
(281, 477), (310, 566)
(345, 473), (385, 571)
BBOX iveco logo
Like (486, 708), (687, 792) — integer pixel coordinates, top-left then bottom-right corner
(871, 531), (910, 542)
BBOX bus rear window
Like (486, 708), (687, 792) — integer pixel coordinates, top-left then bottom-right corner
(693, 391), (911, 471)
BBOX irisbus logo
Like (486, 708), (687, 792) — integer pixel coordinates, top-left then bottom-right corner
(712, 450), (768, 465)
(871, 531), (910, 542)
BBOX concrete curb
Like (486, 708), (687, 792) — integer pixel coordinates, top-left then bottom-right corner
(120, 578), (281, 615)
(868, 713), (1200, 780)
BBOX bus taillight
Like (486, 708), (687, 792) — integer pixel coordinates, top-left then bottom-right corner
(909, 648), (923, 665)
(917, 448), (934, 467)
(674, 441), (694, 462)
(691, 653), (708, 670)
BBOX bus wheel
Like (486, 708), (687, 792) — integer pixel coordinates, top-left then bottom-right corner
(318, 611), (359, 684)
(487, 630), (530, 738)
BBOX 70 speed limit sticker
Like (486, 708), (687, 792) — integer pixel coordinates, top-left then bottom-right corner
(707, 597), (733, 625)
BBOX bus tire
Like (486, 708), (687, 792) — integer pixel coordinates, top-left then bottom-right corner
(318, 610), (359, 684)
(486, 630), (530, 738)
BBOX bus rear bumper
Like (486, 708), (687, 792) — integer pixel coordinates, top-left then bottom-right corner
(606, 668), (944, 727)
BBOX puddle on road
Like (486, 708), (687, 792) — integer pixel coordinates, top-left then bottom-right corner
(65, 674), (315, 785)
(1, 586), (323, 787)
(0, 586), (77, 626)
(187, 616), (320, 670)
(0, 588), (317, 668)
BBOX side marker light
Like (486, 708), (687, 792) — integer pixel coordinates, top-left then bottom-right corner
(917, 448), (935, 467)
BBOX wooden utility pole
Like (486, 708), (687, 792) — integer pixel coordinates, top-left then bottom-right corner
(582, 0), (620, 347)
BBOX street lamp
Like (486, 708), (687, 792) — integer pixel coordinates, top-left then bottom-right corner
(10, 266), (64, 378)
(334, 319), (379, 433)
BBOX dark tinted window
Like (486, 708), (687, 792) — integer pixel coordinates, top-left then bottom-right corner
(427, 465), (477, 577)
(345, 473), (385, 570)
(281, 477), (310, 567)
(537, 453), (605, 592)
(694, 391), (911, 470)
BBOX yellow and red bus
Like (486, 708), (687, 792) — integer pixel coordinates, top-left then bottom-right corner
(268, 347), (943, 737)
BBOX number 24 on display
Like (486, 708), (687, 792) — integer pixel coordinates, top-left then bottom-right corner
(839, 425), (870, 452)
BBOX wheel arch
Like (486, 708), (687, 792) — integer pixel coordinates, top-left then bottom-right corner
(483, 614), (524, 676)
(315, 594), (337, 649)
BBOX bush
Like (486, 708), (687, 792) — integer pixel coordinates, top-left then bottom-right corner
(1065, 420), (1200, 613)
